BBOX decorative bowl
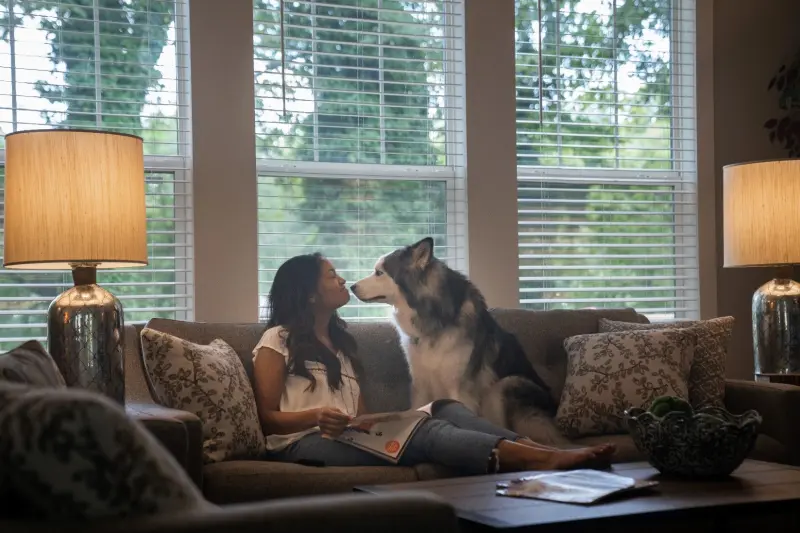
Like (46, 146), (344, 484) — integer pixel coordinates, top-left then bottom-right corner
(624, 406), (762, 478)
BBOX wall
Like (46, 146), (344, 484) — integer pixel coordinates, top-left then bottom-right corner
(711, 0), (800, 379)
(191, 0), (259, 323)
(465, 0), (520, 308)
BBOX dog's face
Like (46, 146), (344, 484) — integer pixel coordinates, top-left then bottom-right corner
(350, 237), (434, 306)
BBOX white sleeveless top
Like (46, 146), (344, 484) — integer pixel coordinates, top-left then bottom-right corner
(252, 326), (361, 452)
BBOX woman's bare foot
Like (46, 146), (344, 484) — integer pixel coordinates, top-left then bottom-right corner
(544, 444), (615, 470)
(515, 437), (614, 467)
(516, 437), (558, 451)
(497, 440), (615, 472)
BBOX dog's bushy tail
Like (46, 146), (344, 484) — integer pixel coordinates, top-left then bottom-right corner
(509, 406), (568, 446)
(484, 376), (568, 446)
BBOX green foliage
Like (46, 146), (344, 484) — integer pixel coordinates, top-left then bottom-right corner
(254, 0), (453, 320)
(515, 0), (686, 315)
(254, 0), (689, 319)
(0, 0), (181, 349)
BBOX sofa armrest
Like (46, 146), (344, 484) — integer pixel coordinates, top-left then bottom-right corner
(1, 491), (459, 533)
(725, 379), (800, 465)
(125, 403), (204, 487)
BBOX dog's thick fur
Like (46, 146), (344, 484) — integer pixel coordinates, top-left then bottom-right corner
(351, 237), (565, 444)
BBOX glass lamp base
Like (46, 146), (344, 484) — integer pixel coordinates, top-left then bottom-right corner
(47, 274), (125, 404)
(752, 277), (800, 377)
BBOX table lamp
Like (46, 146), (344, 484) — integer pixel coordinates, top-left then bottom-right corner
(723, 159), (800, 379)
(3, 129), (148, 404)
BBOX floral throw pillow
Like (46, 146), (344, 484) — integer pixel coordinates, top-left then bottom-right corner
(0, 385), (209, 521)
(140, 328), (264, 463)
(556, 328), (696, 438)
(599, 316), (734, 408)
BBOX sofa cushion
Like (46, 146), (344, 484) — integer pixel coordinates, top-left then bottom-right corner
(144, 309), (647, 414)
(202, 460), (420, 503)
(599, 317), (734, 408)
(124, 324), (156, 403)
(140, 328), (265, 464)
(145, 318), (412, 415)
(412, 462), (459, 481)
(144, 319), (265, 383)
(348, 321), (412, 413)
(0, 340), (65, 388)
(491, 308), (648, 402)
(556, 328), (695, 438)
(0, 384), (208, 520)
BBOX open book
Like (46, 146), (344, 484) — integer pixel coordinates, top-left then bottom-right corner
(333, 408), (431, 463)
(496, 470), (659, 505)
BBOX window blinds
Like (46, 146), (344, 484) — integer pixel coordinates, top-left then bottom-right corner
(515, 0), (698, 320)
(254, 0), (465, 321)
(0, 0), (192, 349)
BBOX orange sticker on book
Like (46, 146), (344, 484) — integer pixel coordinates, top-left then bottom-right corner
(385, 440), (400, 454)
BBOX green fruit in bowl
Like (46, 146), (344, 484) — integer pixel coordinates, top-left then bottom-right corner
(648, 395), (693, 418)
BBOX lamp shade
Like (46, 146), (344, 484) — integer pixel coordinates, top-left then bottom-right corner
(723, 159), (800, 268)
(3, 129), (148, 269)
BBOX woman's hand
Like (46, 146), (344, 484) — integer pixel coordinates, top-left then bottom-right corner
(317, 407), (352, 439)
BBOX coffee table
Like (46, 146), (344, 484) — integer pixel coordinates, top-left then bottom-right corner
(357, 460), (800, 532)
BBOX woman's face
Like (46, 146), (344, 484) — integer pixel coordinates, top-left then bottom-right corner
(315, 258), (350, 311)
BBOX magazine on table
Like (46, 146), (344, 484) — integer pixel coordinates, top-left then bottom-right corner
(331, 406), (432, 463)
(496, 469), (659, 505)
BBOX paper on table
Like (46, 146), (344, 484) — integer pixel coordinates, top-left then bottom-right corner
(496, 469), (659, 505)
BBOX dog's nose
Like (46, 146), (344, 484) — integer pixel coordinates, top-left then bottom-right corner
(350, 284), (358, 293)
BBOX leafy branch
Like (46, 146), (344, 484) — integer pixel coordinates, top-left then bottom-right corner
(765, 49), (800, 157)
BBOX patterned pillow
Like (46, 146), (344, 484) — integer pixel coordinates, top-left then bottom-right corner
(599, 317), (734, 408)
(0, 386), (209, 520)
(556, 328), (696, 438)
(0, 381), (33, 519)
(0, 340), (65, 388)
(140, 328), (264, 463)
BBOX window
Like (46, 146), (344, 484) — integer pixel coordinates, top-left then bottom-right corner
(254, 0), (465, 321)
(515, 0), (697, 320)
(0, 0), (192, 349)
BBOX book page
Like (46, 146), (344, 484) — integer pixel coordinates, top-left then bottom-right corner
(349, 409), (429, 425)
(335, 410), (429, 462)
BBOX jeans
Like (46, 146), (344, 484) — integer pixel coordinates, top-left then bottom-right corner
(270, 400), (521, 476)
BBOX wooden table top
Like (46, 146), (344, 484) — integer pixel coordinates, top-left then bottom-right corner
(357, 461), (800, 531)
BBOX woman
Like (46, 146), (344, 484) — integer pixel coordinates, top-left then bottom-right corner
(252, 254), (615, 475)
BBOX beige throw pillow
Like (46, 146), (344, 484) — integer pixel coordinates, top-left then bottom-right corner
(598, 316), (734, 408)
(556, 328), (696, 438)
(140, 328), (264, 463)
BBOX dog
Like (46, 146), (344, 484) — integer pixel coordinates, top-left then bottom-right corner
(350, 237), (565, 445)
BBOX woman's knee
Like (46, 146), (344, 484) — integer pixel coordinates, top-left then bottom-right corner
(430, 398), (478, 418)
(430, 398), (464, 414)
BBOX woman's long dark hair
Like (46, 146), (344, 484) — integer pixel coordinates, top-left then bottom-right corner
(266, 253), (358, 391)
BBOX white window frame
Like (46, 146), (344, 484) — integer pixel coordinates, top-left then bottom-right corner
(515, 0), (699, 320)
(254, 0), (468, 275)
(0, 0), (195, 324)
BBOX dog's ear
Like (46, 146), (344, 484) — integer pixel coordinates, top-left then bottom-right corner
(410, 237), (434, 267)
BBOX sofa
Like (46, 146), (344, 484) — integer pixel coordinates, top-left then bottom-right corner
(2, 489), (458, 533)
(125, 307), (800, 505)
